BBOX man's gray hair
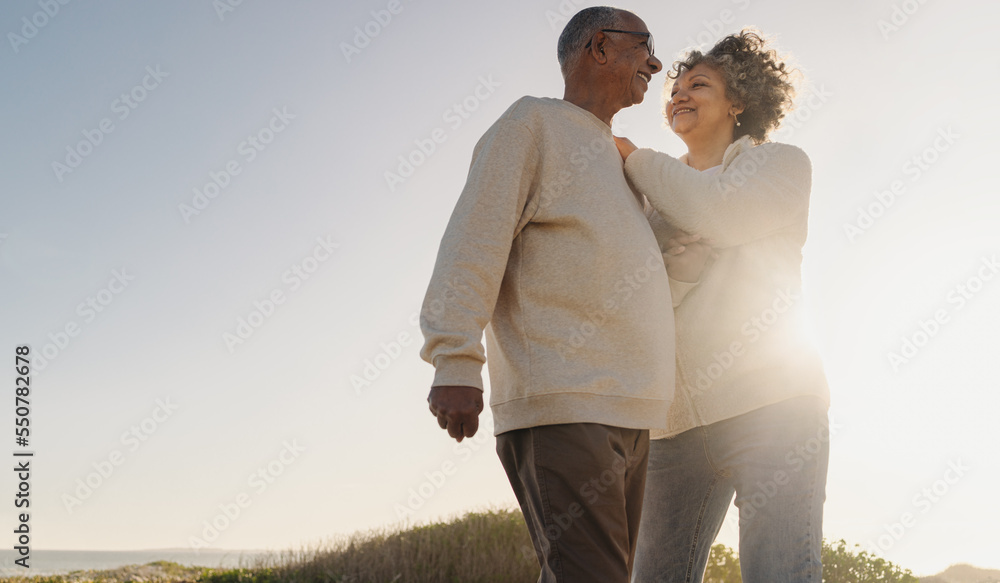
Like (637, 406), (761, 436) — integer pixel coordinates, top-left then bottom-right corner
(557, 7), (624, 77)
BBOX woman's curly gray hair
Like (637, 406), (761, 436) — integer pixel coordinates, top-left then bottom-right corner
(666, 28), (797, 144)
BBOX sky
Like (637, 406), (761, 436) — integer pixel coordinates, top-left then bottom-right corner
(0, 0), (998, 576)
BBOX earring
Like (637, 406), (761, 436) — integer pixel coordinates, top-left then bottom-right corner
(733, 112), (741, 127)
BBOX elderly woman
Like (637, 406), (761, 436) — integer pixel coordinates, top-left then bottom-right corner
(615, 30), (831, 582)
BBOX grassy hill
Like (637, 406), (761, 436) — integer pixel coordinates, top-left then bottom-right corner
(920, 563), (1000, 583)
(1, 509), (984, 582)
(0, 560), (206, 583)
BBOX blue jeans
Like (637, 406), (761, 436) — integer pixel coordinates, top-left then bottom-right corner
(632, 396), (829, 583)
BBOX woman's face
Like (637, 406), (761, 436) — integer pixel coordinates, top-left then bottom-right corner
(665, 63), (740, 143)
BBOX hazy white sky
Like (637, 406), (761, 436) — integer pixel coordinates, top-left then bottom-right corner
(1, 0), (997, 576)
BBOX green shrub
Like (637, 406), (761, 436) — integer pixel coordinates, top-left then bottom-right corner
(705, 544), (742, 583)
(821, 540), (919, 583)
(702, 538), (918, 583)
(199, 567), (280, 583)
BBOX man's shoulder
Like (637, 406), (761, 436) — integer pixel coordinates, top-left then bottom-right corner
(498, 96), (566, 125)
(475, 97), (589, 155)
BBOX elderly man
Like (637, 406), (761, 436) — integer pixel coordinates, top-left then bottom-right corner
(419, 7), (672, 582)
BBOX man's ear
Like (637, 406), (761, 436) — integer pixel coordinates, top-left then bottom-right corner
(589, 32), (609, 65)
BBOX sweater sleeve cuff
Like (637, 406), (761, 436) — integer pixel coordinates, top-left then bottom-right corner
(669, 277), (699, 308)
(431, 356), (485, 391)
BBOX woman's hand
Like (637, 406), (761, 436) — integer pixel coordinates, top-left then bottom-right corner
(663, 231), (716, 283)
(614, 136), (639, 161)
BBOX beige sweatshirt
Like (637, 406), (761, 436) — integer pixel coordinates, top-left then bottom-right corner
(625, 136), (829, 439)
(420, 97), (675, 435)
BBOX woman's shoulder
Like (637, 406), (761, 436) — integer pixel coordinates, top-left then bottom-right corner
(750, 140), (810, 166)
(730, 138), (811, 177)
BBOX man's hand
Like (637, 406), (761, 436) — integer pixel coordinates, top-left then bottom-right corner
(428, 386), (484, 442)
(663, 231), (717, 283)
(613, 136), (639, 161)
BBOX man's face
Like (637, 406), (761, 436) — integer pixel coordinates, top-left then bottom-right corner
(601, 13), (663, 109)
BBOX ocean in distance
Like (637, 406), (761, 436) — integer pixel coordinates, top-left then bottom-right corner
(0, 549), (277, 577)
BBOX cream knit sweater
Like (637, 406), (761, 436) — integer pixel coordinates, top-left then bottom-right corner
(625, 137), (830, 439)
(420, 97), (676, 435)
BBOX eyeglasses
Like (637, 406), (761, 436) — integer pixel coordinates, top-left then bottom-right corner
(585, 29), (654, 57)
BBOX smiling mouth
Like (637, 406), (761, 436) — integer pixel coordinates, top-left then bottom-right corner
(636, 72), (651, 83)
(673, 108), (694, 116)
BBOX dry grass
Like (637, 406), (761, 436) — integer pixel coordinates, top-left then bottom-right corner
(248, 508), (537, 583)
(0, 509), (928, 583)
